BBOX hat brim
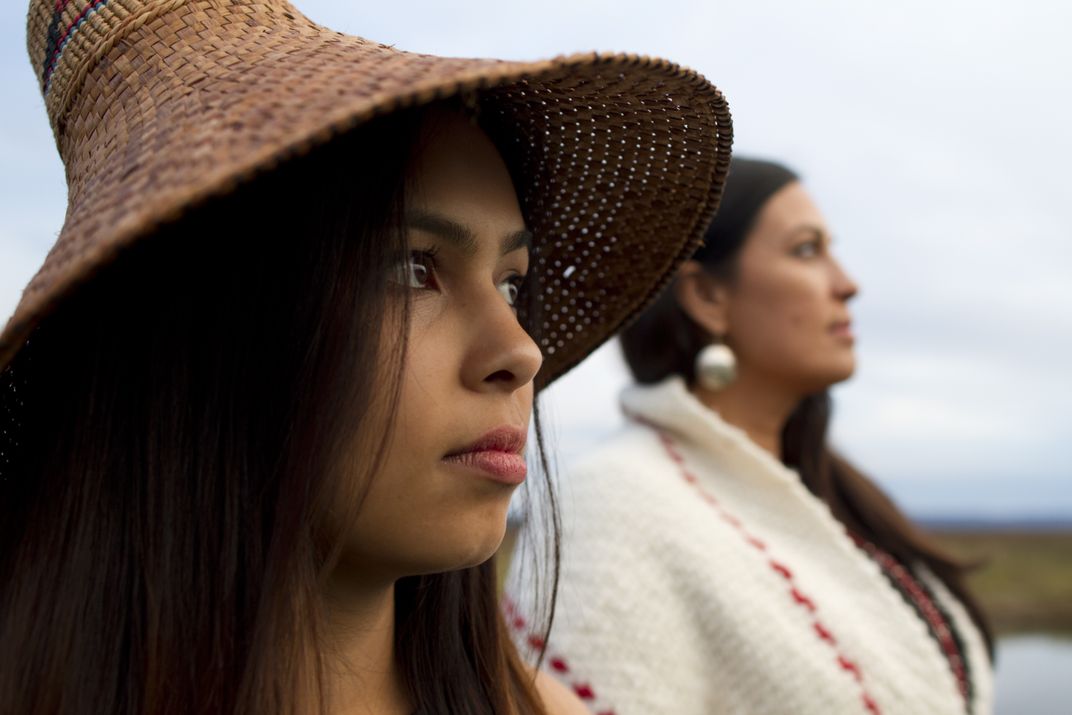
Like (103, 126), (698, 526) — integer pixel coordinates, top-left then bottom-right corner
(7, 1), (732, 385)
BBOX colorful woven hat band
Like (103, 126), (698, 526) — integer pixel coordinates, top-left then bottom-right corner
(31, 0), (186, 139)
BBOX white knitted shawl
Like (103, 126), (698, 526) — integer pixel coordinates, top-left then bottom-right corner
(506, 377), (993, 715)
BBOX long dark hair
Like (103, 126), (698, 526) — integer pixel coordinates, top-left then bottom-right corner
(620, 159), (994, 656)
(0, 106), (553, 714)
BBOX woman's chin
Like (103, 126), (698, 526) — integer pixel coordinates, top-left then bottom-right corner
(815, 352), (857, 387)
(833, 354), (858, 383)
(826, 365), (856, 387)
(402, 520), (509, 577)
(793, 361), (856, 395)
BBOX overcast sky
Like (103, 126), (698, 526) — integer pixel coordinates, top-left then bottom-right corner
(2, 0), (1069, 518)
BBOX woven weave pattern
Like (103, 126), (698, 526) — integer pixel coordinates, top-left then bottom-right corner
(9, 0), (732, 385)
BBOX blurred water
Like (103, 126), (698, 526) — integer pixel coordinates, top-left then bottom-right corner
(995, 635), (1072, 715)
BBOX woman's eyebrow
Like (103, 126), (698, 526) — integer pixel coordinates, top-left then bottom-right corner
(504, 228), (534, 255)
(406, 210), (532, 257)
(407, 210), (477, 255)
(784, 224), (829, 243)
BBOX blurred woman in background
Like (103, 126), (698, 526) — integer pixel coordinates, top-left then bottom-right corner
(508, 158), (993, 715)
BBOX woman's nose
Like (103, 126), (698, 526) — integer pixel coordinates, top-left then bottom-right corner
(831, 258), (859, 302)
(461, 296), (543, 393)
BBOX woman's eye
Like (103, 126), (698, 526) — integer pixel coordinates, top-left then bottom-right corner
(498, 275), (524, 307)
(397, 250), (439, 290)
(792, 240), (821, 259)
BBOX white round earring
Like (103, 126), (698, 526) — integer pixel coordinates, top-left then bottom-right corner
(695, 342), (737, 391)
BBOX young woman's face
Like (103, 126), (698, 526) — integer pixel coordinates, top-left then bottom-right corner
(337, 113), (542, 580)
(724, 181), (859, 394)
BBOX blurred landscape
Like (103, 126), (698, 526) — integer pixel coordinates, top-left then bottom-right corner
(928, 523), (1072, 636)
(927, 521), (1072, 715)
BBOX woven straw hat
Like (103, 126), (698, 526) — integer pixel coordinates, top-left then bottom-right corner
(4, 0), (732, 385)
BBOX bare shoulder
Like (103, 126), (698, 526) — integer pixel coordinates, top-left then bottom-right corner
(533, 668), (590, 715)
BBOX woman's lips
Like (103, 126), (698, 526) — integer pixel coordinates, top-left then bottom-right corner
(443, 450), (527, 485)
(830, 320), (854, 342)
(443, 426), (527, 485)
